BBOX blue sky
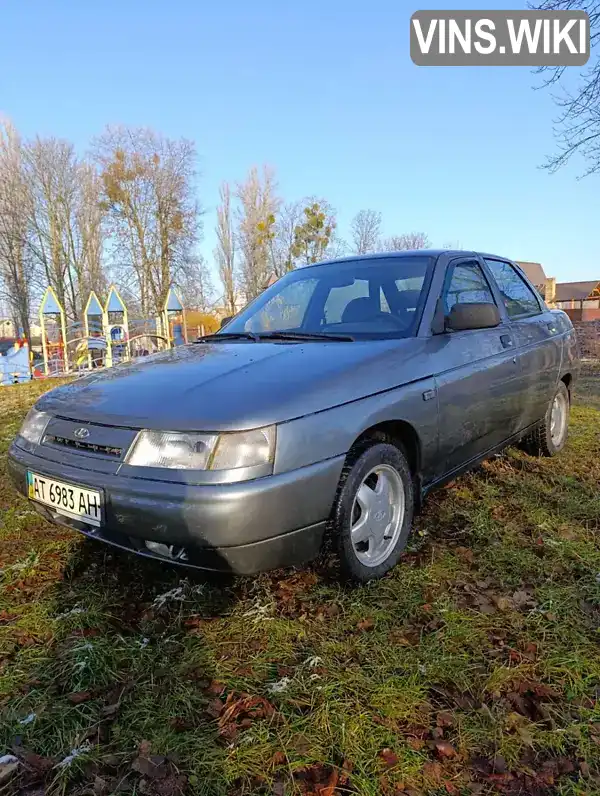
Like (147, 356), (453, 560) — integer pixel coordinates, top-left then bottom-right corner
(1, 0), (597, 283)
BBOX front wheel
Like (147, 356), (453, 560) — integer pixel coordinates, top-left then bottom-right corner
(521, 381), (570, 457)
(330, 442), (414, 582)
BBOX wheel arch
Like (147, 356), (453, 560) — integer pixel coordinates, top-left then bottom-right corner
(350, 419), (421, 479)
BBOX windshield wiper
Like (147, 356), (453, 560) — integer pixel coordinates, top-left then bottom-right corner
(195, 332), (261, 343)
(257, 331), (355, 342)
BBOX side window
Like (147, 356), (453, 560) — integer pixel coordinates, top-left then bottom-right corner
(484, 259), (541, 318)
(444, 261), (495, 314)
(245, 278), (318, 332)
(323, 279), (371, 324)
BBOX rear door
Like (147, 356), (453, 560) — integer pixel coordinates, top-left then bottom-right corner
(432, 257), (522, 475)
(483, 258), (562, 430)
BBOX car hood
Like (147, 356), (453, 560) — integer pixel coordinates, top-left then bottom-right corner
(38, 339), (431, 431)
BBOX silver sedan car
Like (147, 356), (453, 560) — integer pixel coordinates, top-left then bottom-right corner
(9, 250), (578, 581)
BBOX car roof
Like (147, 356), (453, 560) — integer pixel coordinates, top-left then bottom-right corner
(302, 249), (514, 268)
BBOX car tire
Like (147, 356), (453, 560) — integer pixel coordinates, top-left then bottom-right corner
(329, 440), (414, 582)
(521, 381), (570, 458)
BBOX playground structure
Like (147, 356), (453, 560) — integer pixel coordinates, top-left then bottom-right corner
(37, 285), (188, 378)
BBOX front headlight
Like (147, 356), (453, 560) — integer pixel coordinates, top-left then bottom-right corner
(19, 408), (51, 445)
(126, 426), (276, 471)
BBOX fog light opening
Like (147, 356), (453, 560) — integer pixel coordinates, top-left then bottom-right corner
(144, 540), (188, 562)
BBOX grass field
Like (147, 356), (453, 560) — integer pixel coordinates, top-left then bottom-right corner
(1, 368), (599, 796)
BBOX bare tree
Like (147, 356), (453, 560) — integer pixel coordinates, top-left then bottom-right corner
(214, 182), (237, 314)
(529, 0), (600, 176)
(236, 165), (280, 300)
(77, 162), (106, 302)
(350, 209), (382, 254)
(23, 137), (106, 321)
(24, 137), (79, 318)
(271, 200), (304, 276)
(95, 126), (200, 316)
(176, 255), (214, 312)
(0, 119), (34, 342)
(380, 232), (431, 251)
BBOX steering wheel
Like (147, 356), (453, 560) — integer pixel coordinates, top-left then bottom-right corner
(367, 312), (409, 330)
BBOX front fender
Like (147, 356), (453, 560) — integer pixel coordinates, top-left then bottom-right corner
(274, 377), (439, 480)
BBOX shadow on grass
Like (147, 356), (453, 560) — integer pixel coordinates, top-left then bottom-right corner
(1, 537), (245, 796)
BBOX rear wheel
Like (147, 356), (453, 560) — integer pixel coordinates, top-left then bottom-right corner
(330, 441), (414, 582)
(521, 381), (570, 457)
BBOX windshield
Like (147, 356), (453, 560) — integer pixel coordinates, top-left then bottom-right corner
(222, 256), (434, 340)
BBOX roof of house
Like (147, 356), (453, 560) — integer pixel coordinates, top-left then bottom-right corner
(555, 281), (600, 302)
(516, 261), (547, 287)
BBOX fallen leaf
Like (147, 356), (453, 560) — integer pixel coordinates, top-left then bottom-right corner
(101, 702), (120, 718)
(93, 776), (109, 795)
(456, 546), (474, 563)
(512, 590), (537, 610)
(67, 690), (92, 704)
(153, 775), (188, 796)
(379, 748), (399, 768)
(0, 761), (19, 787)
(422, 761), (442, 783)
(316, 769), (339, 796)
(357, 618), (374, 631)
(270, 751), (286, 767)
(205, 698), (224, 718)
(132, 754), (168, 780)
(407, 738), (425, 751)
(494, 596), (511, 612)
(18, 750), (54, 774)
(434, 741), (457, 759)
(436, 711), (454, 728)
(138, 740), (152, 757)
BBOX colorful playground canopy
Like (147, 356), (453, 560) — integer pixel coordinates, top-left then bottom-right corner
(105, 286), (127, 314)
(164, 289), (184, 312)
(40, 286), (64, 315)
(85, 291), (104, 317)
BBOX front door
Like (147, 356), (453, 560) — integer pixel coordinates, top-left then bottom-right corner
(430, 258), (523, 476)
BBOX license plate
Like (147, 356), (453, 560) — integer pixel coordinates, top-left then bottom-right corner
(27, 471), (103, 527)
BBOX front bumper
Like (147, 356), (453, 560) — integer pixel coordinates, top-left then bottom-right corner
(8, 442), (345, 574)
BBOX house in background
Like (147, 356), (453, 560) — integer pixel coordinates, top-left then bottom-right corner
(553, 281), (600, 321)
(514, 261), (600, 321)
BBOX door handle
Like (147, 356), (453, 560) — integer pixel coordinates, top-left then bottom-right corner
(500, 334), (513, 349)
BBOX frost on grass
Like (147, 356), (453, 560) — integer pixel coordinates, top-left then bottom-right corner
(55, 605), (86, 620)
(18, 712), (36, 725)
(55, 742), (92, 769)
(153, 585), (187, 609)
(304, 655), (323, 668)
(267, 676), (292, 695)
(242, 597), (275, 623)
(151, 579), (205, 609)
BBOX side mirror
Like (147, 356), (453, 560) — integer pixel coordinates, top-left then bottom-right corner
(220, 316), (233, 329)
(446, 302), (501, 331)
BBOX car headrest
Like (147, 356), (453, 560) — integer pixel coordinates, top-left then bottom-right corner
(341, 297), (379, 324)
